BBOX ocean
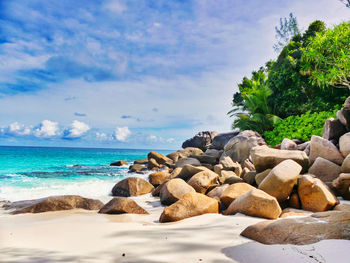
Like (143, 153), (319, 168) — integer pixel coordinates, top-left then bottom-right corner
(0, 146), (172, 202)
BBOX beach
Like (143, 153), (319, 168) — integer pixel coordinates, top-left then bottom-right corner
(1, 194), (350, 263)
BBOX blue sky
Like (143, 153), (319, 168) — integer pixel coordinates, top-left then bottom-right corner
(0, 0), (349, 149)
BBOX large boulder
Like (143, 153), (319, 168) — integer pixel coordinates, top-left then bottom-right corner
(339, 132), (350, 157)
(280, 138), (297, 150)
(148, 151), (172, 165)
(224, 189), (282, 219)
(309, 135), (344, 165)
(308, 157), (340, 183)
(134, 158), (148, 165)
(220, 183), (255, 208)
(251, 145), (309, 172)
(255, 169), (271, 186)
(7, 195), (104, 214)
(175, 157), (201, 168)
(148, 158), (160, 170)
(241, 211), (350, 245)
(337, 108), (350, 130)
(159, 192), (219, 223)
(129, 164), (147, 173)
(298, 174), (338, 212)
(111, 177), (154, 197)
(209, 131), (239, 150)
(204, 149), (222, 159)
(223, 130), (266, 164)
(110, 160), (128, 166)
(149, 172), (170, 186)
(159, 178), (196, 205)
(176, 164), (211, 181)
(190, 154), (217, 165)
(322, 118), (347, 141)
(341, 155), (350, 173)
(332, 173), (350, 200)
(187, 170), (219, 194)
(177, 147), (204, 158)
(258, 159), (301, 202)
(98, 197), (148, 214)
(166, 152), (180, 163)
(182, 131), (219, 151)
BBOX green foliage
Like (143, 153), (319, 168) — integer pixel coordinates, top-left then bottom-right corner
(273, 13), (300, 52)
(228, 78), (281, 135)
(264, 108), (339, 146)
(301, 22), (350, 89)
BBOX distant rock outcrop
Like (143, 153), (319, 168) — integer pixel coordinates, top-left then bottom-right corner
(182, 131), (219, 151)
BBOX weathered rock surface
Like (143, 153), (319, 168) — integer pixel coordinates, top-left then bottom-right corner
(7, 195), (104, 214)
(219, 155), (242, 176)
(159, 192), (219, 223)
(149, 172), (170, 186)
(129, 164), (147, 173)
(337, 108), (350, 130)
(308, 157), (340, 183)
(224, 189), (281, 219)
(280, 138), (297, 150)
(148, 158), (160, 170)
(159, 178), (196, 205)
(223, 130), (266, 164)
(206, 184), (229, 200)
(191, 154), (217, 165)
(332, 173), (350, 200)
(112, 177), (154, 197)
(289, 192), (301, 209)
(170, 167), (182, 179)
(309, 135), (344, 165)
(322, 118), (347, 141)
(220, 183), (255, 208)
(182, 131), (219, 151)
(187, 170), (219, 194)
(255, 169), (271, 186)
(148, 151), (172, 165)
(134, 158), (148, 165)
(166, 152), (180, 163)
(259, 160), (301, 202)
(175, 157), (201, 168)
(339, 132), (350, 157)
(177, 147), (204, 158)
(241, 211), (350, 245)
(204, 149), (222, 159)
(243, 171), (257, 185)
(341, 154), (350, 173)
(298, 174), (338, 212)
(110, 160), (128, 166)
(251, 145), (309, 173)
(280, 208), (311, 218)
(209, 131), (239, 150)
(224, 174), (244, 185)
(176, 164), (210, 181)
(98, 197), (148, 215)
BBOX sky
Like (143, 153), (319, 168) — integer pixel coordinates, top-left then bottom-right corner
(0, 0), (349, 149)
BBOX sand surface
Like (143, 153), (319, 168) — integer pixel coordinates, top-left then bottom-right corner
(1, 195), (350, 263)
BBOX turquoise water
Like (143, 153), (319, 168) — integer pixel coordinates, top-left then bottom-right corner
(0, 146), (172, 202)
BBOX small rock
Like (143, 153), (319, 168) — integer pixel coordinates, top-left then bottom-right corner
(224, 189), (282, 220)
(224, 174), (244, 185)
(332, 173), (350, 200)
(187, 170), (219, 194)
(148, 158), (160, 170)
(206, 184), (229, 200)
(129, 164), (147, 173)
(298, 174), (338, 212)
(98, 197), (148, 214)
(159, 192), (219, 222)
(134, 158), (148, 165)
(255, 169), (271, 186)
(243, 171), (257, 185)
(190, 154), (217, 165)
(259, 160), (301, 202)
(148, 151), (172, 165)
(110, 160), (128, 166)
(159, 178), (196, 205)
(308, 157), (340, 183)
(341, 155), (350, 173)
(175, 157), (201, 168)
(112, 177), (154, 197)
(149, 172), (170, 186)
(280, 138), (297, 150)
(176, 164), (210, 181)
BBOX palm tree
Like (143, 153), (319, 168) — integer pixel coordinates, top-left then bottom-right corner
(228, 80), (280, 135)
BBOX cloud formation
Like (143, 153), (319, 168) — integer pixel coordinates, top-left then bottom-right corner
(64, 120), (90, 138)
(114, 126), (131, 142)
(34, 120), (60, 138)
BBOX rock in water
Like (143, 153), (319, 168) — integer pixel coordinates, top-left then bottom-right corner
(159, 178), (196, 205)
(241, 211), (350, 245)
(250, 145), (309, 172)
(224, 189), (281, 219)
(148, 151), (172, 165)
(98, 197), (148, 214)
(110, 160), (128, 166)
(258, 160), (302, 202)
(298, 174), (338, 212)
(309, 135), (344, 165)
(182, 131), (219, 151)
(111, 177), (154, 197)
(223, 130), (266, 164)
(159, 192), (219, 222)
(7, 195), (104, 214)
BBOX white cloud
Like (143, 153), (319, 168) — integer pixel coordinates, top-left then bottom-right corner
(167, 138), (175, 143)
(148, 135), (157, 142)
(0, 122), (32, 136)
(103, 0), (126, 14)
(34, 120), (60, 138)
(114, 126), (131, 141)
(96, 132), (108, 140)
(65, 120), (90, 138)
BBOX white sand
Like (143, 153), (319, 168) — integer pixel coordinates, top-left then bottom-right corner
(1, 195), (349, 263)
